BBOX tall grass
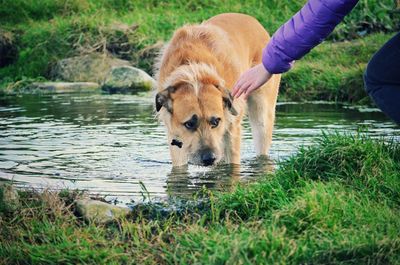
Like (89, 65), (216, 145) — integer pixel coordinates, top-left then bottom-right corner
(1, 133), (399, 264)
(2, 0), (398, 37)
(0, 0), (399, 102)
(161, 133), (400, 264)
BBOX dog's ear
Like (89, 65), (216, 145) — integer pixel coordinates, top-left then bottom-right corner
(222, 88), (238, 116)
(155, 86), (176, 113)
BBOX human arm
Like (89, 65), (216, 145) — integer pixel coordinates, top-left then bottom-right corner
(232, 0), (359, 99)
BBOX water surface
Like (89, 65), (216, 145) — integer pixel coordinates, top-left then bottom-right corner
(0, 93), (398, 203)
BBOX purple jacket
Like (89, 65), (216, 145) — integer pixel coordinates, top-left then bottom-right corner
(262, 0), (359, 74)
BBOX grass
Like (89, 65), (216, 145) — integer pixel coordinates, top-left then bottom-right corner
(1, 133), (399, 264)
(0, 0), (399, 102)
(281, 32), (395, 103)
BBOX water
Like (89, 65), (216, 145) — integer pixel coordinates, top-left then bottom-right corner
(0, 93), (398, 203)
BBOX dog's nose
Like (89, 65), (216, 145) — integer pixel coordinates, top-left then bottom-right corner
(201, 150), (216, 166)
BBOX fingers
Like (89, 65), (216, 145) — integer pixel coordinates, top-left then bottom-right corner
(233, 82), (252, 99)
(232, 64), (267, 98)
(244, 84), (258, 100)
(232, 78), (247, 97)
(232, 82), (241, 97)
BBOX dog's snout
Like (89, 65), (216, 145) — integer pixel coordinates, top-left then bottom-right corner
(201, 149), (216, 166)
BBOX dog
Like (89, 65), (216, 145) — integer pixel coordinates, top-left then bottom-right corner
(155, 13), (281, 167)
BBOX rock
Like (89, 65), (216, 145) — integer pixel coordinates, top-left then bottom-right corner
(0, 29), (18, 67)
(75, 198), (130, 223)
(50, 53), (130, 83)
(30, 82), (101, 93)
(102, 66), (156, 93)
(0, 183), (20, 212)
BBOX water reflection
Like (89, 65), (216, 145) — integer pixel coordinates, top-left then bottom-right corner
(166, 156), (274, 198)
(0, 93), (398, 203)
(166, 164), (239, 198)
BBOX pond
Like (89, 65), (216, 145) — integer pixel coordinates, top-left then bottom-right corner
(0, 93), (399, 204)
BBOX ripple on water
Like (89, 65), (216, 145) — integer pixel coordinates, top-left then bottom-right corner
(0, 93), (398, 204)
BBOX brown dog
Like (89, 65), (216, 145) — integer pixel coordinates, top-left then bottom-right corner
(155, 13), (281, 167)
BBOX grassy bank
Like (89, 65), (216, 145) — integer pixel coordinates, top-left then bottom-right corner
(1, 133), (399, 264)
(281, 32), (394, 103)
(1, 0), (399, 102)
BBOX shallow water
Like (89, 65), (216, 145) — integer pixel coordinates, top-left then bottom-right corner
(0, 93), (398, 203)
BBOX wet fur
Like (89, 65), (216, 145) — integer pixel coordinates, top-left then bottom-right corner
(155, 13), (281, 167)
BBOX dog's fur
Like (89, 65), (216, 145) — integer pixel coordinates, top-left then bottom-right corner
(155, 13), (281, 167)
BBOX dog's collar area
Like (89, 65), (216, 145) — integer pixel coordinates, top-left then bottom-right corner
(171, 139), (183, 148)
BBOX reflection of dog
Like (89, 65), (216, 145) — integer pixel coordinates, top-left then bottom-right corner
(166, 164), (241, 198)
(165, 156), (275, 197)
(155, 13), (281, 167)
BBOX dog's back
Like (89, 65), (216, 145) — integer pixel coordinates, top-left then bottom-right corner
(205, 13), (270, 72)
(157, 13), (271, 91)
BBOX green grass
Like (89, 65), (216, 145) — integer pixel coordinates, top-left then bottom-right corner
(281, 33), (395, 103)
(0, 0), (399, 102)
(1, 133), (399, 264)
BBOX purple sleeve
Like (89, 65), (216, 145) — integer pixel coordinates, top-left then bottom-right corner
(262, 0), (359, 74)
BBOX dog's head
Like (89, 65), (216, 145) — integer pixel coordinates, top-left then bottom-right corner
(156, 64), (238, 166)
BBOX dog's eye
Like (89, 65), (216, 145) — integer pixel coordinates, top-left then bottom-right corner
(183, 114), (198, 131)
(210, 117), (221, 128)
(184, 121), (196, 130)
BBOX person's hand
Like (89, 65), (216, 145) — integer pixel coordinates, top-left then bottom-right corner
(231, 64), (272, 99)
